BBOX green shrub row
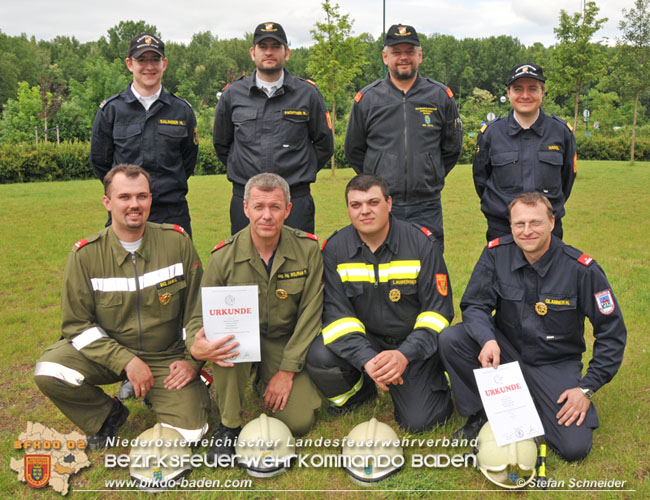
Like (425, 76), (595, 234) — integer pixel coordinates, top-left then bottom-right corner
(1, 135), (648, 184)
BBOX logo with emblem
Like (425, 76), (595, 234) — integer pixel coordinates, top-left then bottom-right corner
(25, 455), (51, 488)
(415, 107), (436, 128)
(396, 26), (410, 36)
(275, 289), (288, 300)
(535, 302), (548, 316)
(388, 289), (401, 302)
(594, 289), (615, 315)
(145, 36), (152, 45)
(263, 23), (277, 31)
(159, 292), (172, 305)
(153, 468), (162, 482)
(436, 274), (448, 296)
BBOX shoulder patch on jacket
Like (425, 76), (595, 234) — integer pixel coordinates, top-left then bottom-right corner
(173, 224), (185, 234)
(98, 94), (119, 109)
(488, 238), (500, 248)
(354, 91), (363, 103)
(577, 253), (594, 266)
(211, 238), (233, 253)
(306, 78), (317, 86)
(552, 113), (572, 131)
(161, 223), (188, 236)
(222, 83), (230, 91)
(480, 123), (488, 133)
(294, 229), (319, 242)
(445, 87), (454, 98)
(72, 232), (100, 251)
(420, 226), (433, 238)
(180, 97), (193, 108)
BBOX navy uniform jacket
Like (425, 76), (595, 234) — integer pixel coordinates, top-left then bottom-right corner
(213, 70), (333, 188)
(461, 234), (626, 392)
(344, 75), (463, 205)
(320, 217), (454, 369)
(473, 109), (576, 227)
(91, 84), (198, 209)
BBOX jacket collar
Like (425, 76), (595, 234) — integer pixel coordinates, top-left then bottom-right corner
(347, 214), (399, 258)
(244, 69), (295, 96)
(108, 223), (153, 266)
(507, 107), (546, 137)
(123, 84), (171, 105)
(510, 233), (559, 277)
(233, 225), (298, 277)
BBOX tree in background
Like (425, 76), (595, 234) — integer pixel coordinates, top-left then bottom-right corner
(98, 20), (160, 64)
(0, 82), (42, 143)
(616, 0), (650, 164)
(307, 0), (366, 173)
(550, 1), (607, 131)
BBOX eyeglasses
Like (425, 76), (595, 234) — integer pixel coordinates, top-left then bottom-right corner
(511, 220), (547, 231)
(132, 56), (162, 65)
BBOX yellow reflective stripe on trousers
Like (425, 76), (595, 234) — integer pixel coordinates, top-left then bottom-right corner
(322, 317), (366, 345)
(329, 375), (364, 406)
(337, 263), (374, 282)
(414, 311), (449, 333)
(377, 260), (421, 281)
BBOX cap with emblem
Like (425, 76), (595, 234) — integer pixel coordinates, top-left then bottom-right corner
(253, 22), (288, 45)
(506, 63), (546, 87)
(128, 33), (165, 58)
(384, 24), (420, 47)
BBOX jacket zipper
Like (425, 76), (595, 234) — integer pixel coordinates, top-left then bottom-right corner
(403, 93), (408, 197)
(131, 253), (143, 354)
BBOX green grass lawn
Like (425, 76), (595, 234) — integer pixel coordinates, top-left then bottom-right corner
(1, 162), (648, 499)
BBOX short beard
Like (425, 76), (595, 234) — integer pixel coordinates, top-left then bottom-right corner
(390, 68), (417, 81)
(257, 65), (283, 78)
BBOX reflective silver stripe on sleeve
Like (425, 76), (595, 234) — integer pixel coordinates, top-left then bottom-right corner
(71, 326), (109, 350)
(34, 362), (85, 386)
(91, 263), (184, 292)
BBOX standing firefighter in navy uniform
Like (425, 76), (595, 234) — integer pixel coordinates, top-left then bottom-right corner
(91, 33), (198, 238)
(473, 63), (577, 241)
(34, 165), (210, 450)
(213, 22), (334, 235)
(439, 192), (626, 462)
(307, 174), (454, 433)
(345, 24), (463, 252)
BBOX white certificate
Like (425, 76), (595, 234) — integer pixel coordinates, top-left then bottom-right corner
(473, 361), (544, 446)
(201, 286), (260, 363)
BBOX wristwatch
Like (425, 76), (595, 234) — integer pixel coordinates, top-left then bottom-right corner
(579, 388), (594, 400)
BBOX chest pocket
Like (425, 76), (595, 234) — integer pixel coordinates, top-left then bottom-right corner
(281, 111), (309, 145)
(232, 109), (257, 144)
(539, 294), (579, 337)
(495, 280), (524, 328)
(155, 280), (187, 321)
(537, 150), (563, 195)
(490, 151), (521, 192)
(113, 123), (143, 155)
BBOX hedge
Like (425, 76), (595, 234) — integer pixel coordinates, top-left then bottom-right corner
(2, 135), (648, 184)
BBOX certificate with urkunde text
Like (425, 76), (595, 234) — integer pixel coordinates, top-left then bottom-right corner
(473, 361), (544, 446)
(201, 286), (260, 363)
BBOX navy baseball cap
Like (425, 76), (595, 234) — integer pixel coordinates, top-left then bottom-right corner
(128, 33), (164, 58)
(384, 24), (420, 47)
(506, 63), (546, 86)
(253, 22), (288, 45)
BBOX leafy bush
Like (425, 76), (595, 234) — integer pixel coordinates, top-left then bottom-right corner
(0, 141), (92, 183)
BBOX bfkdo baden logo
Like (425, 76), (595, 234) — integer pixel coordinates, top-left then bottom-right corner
(25, 454), (51, 488)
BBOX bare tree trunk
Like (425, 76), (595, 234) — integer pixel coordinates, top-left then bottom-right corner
(630, 89), (639, 165)
(572, 84), (581, 132)
(330, 97), (337, 177)
(44, 117), (48, 143)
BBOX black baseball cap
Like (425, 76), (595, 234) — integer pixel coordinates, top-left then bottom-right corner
(128, 33), (165, 58)
(506, 63), (546, 86)
(253, 22), (288, 45)
(384, 24), (420, 47)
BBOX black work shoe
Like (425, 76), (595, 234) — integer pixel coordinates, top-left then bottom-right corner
(118, 380), (135, 401)
(87, 398), (129, 451)
(452, 411), (487, 441)
(207, 424), (242, 461)
(327, 376), (378, 416)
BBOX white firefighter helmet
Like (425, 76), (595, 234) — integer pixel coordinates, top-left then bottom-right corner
(129, 423), (192, 489)
(235, 413), (295, 478)
(341, 417), (404, 486)
(476, 421), (537, 489)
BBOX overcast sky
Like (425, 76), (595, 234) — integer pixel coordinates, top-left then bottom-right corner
(0, 0), (629, 48)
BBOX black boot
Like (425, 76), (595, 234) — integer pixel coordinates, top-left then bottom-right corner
(452, 410), (487, 441)
(207, 423), (242, 461)
(87, 398), (129, 450)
